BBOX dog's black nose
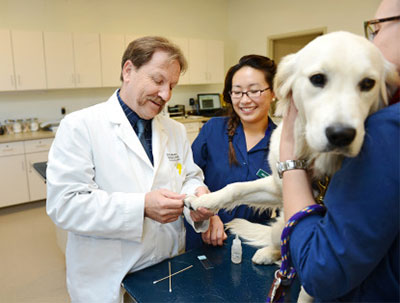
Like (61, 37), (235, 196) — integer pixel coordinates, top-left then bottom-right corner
(325, 125), (356, 147)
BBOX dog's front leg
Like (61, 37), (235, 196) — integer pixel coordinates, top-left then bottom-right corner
(184, 176), (281, 212)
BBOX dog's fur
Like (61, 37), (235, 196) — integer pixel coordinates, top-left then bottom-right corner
(185, 32), (399, 299)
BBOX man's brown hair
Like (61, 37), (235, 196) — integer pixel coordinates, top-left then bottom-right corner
(120, 36), (187, 81)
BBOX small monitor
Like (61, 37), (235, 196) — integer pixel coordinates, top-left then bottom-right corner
(197, 94), (221, 111)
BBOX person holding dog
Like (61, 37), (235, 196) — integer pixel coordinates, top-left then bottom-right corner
(46, 36), (214, 303)
(185, 55), (277, 250)
(279, 0), (399, 301)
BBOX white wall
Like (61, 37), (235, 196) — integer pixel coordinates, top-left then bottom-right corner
(226, 0), (381, 65)
(0, 0), (383, 122)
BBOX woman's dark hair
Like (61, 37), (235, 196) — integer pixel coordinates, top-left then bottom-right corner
(223, 55), (277, 166)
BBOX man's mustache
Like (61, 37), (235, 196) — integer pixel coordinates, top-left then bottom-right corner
(147, 96), (165, 106)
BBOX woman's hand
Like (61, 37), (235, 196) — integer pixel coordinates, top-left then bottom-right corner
(280, 98), (298, 161)
(201, 215), (227, 246)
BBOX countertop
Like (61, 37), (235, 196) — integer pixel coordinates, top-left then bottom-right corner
(171, 115), (210, 123)
(0, 116), (211, 144)
(0, 130), (56, 144)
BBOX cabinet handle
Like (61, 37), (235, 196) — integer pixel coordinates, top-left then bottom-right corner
(2, 148), (14, 153)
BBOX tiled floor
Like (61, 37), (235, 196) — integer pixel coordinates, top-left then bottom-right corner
(0, 200), (69, 303)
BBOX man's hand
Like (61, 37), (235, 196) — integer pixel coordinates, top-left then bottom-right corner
(144, 189), (185, 223)
(201, 215), (227, 246)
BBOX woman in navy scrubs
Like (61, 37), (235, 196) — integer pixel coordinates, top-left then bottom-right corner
(185, 55), (277, 250)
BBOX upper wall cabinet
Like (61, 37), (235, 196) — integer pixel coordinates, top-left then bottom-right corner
(169, 37), (190, 85)
(44, 32), (75, 89)
(100, 34), (125, 87)
(189, 39), (224, 85)
(0, 29), (15, 91)
(44, 32), (102, 89)
(73, 33), (102, 88)
(12, 30), (47, 90)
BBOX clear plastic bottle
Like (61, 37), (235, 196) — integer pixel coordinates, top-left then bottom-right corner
(231, 234), (242, 264)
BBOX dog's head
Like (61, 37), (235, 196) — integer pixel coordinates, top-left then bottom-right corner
(274, 31), (399, 158)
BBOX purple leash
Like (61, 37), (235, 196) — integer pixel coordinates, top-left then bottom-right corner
(266, 204), (326, 302)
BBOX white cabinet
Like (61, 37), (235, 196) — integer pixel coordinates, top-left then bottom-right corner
(44, 32), (75, 89)
(11, 30), (47, 90)
(0, 142), (30, 208)
(100, 33), (125, 87)
(0, 29), (16, 91)
(170, 37), (190, 85)
(189, 39), (224, 84)
(73, 33), (102, 88)
(184, 122), (202, 144)
(206, 40), (224, 84)
(44, 32), (102, 89)
(0, 138), (53, 208)
(125, 34), (140, 48)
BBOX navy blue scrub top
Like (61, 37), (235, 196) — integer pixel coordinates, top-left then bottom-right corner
(185, 116), (276, 250)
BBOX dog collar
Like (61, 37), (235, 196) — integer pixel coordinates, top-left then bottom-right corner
(276, 160), (308, 178)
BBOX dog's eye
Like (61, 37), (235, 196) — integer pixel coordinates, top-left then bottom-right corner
(359, 78), (376, 91)
(309, 74), (327, 88)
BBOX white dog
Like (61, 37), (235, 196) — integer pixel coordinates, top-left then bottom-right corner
(185, 31), (399, 268)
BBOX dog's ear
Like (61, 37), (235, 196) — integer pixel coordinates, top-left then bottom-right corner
(273, 53), (297, 117)
(377, 58), (400, 110)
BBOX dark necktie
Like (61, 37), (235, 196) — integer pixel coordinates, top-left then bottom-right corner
(136, 119), (152, 162)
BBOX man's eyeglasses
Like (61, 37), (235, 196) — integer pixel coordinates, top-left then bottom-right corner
(364, 15), (400, 41)
(230, 87), (271, 100)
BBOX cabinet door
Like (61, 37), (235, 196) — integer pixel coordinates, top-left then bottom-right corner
(25, 151), (48, 202)
(0, 142), (29, 208)
(125, 34), (141, 48)
(73, 33), (102, 88)
(100, 33), (125, 87)
(12, 30), (47, 90)
(44, 32), (75, 89)
(207, 40), (224, 84)
(0, 29), (16, 91)
(189, 39), (208, 84)
(184, 122), (201, 144)
(170, 37), (190, 85)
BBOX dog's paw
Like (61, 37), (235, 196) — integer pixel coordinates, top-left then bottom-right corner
(252, 246), (280, 265)
(183, 192), (222, 212)
(183, 194), (197, 210)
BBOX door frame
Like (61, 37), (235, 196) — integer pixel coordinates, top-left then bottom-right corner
(267, 27), (327, 59)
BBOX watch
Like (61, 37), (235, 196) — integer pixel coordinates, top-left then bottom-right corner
(276, 160), (308, 178)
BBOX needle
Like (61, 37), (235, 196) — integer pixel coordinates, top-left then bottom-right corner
(152, 265), (193, 284)
(168, 261), (172, 293)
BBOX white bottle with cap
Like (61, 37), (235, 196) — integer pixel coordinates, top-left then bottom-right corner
(231, 234), (242, 264)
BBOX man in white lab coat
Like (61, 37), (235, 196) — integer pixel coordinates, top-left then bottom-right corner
(46, 36), (214, 303)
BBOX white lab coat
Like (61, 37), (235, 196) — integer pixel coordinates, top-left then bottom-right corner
(46, 91), (208, 303)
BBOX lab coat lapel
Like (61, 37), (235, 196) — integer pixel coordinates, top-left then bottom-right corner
(106, 92), (153, 169)
(152, 116), (168, 174)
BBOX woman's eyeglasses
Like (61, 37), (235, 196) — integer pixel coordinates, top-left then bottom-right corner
(364, 15), (400, 41)
(230, 87), (271, 100)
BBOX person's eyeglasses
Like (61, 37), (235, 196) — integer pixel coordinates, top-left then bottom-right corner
(230, 87), (271, 100)
(364, 15), (400, 41)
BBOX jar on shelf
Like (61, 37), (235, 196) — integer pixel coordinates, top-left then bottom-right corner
(4, 119), (15, 134)
(22, 119), (30, 133)
(29, 118), (39, 132)
(13, 119), (23, 133)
